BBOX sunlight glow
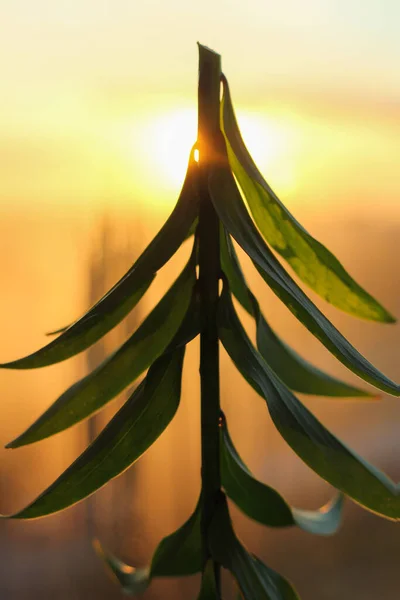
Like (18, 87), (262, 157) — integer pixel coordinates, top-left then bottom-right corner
(144, 108), (198, 190)
(238, 111), (298, 197)
(129, 106), (297, 204)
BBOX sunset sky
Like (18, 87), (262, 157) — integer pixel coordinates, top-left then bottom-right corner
(0, 1), (399, 215)
(0, 7), (399, 593)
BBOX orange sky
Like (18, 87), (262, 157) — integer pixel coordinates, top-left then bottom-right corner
(0, 1), (399, 556)
(0, 1), (399, 217)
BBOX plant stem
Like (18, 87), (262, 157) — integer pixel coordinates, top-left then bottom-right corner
(197, 44), (222, 585)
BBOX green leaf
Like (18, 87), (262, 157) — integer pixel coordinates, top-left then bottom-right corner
(218, 286), (399, 520)
(221, 75), (395, 324)
(7, 252), (197, 448)
(6, 351), (184, 518)
(250, 558), (300, 600)
(256, 309), (372, 398)
(208, 493), (300, 600)
(209, 148), (399, 397)
(220, 227), (370, 398)
(151, 496), (202, 578)
(219, 223), (253, 314)
(95, 497), (202, 595)
(185, 217), (199, 241)
(3, 301), (200, 519)
(198, 561), (221, 600)
(94, 544), (150, 596)
(46, 217), (199, 338)
(0, 151), (199, 369)
(220, 412), (344, 535)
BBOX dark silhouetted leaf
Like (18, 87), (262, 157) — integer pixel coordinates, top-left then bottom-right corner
(218, 286), (399, 519)
(95, 497), (202, 595)
(7, 252), (197, 448)
(221, 75), (395, 323)
(3, 299), (200, 518)
(209, 493), (300, 600)
(1, 151), (199, 369)
(150, 497), (202, 578)
(46, 216), (197, 338)
(198, 561), (220, 600)
(220, 412), (343, 535)
(209, 147), (399, 397)
(7, 351), (183, 518)
(220, 227), (370, 398)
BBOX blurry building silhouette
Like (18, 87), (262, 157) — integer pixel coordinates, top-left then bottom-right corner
(84, 216), (142, 559)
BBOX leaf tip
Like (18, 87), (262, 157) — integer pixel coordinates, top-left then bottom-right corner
(352, 389), (382, 401)
(373, 305), (397, 324)
(384, 313), (397, 324)
(5, 433), (26, 450)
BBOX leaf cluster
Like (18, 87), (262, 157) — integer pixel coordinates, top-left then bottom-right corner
(1, 46), (398, 599)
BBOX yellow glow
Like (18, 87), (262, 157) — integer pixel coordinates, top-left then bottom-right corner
(236, 111), (297, 196)
(5, 95), (397, 214)
(140, 108), (198, 191)
(128, 107), (297, 205)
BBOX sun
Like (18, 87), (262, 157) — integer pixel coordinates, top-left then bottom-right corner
(126, 105), (296, 208)
(149, 108), (198, 189)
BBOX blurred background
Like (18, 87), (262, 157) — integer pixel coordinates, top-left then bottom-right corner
(0, 1), (399, 598)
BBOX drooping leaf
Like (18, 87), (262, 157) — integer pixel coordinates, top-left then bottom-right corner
(256, 308), (373, 398)
(150, 496), (202, 578)
(0, 151), (199, 369)
(7, 251), (197, 448)
(95, 497), (202, 595)
(3, 301), (200, 519)
(220, 412), (343, 535)
(209, 147), (399, 397)
(44, 216), (199, 338)
(45, 323), (80, 337)
(218, 286), (399, 520)
(6, 351), (184, 518)
(208, 493), (300, 600)
(220, 75), (395, 323)
(220, 227), (370, 398)
(94, 544), (149, 596)
(45, 220), (198, 338)
(219, 223), (253, 314)
(250, 558), (300, 600)
(197, 561), (221, 600)
(186, 217), (199, 241)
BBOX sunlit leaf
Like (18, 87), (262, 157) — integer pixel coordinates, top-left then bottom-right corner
(198, 561), (221, 600)
(95, 497), (202, 595)
(220, 227), (370, 398)
(221, 75), (395, 324)
(209, 147), (399, 397)
(7, 251), (197, 448)
(218, 286), (399, 519)
(3, 301), (200, 518)
(0, 151), (199, 369)
(209, 493), (300, 600)
(220, 412), (344, 535)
